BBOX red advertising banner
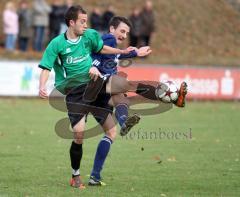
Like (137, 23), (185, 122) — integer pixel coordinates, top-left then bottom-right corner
(119, 65), (240, 100)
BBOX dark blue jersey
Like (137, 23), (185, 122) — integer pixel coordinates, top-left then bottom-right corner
(91, 33), (137, 75)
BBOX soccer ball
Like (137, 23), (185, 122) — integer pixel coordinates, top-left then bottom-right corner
(156, 81), (179, 103)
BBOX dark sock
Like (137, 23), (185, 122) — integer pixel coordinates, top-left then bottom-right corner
(115, 103), (128, 127)
(91, 136), (113, 180)
(70, 141), (83, 177)
(136, 83), (158, 100)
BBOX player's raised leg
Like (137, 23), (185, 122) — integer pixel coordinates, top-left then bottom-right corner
(89, 114), (117, 186)
(106, 74), (188, 107)
(106, 74), (162, 100)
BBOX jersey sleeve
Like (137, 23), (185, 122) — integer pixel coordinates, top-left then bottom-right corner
(38, 39), (59, 71)
(87, 29), (104, 53)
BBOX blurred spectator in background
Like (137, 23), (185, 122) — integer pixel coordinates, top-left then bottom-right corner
(59, 0), (74, 34)
(49, 0), (66, 40)
(63, 0), (74, 9)
(32, 0), (51, 51)
(139, 0), (155, 46)
(18, 0), (32, 52)
(129, 7), (142, 47)
(102, 5), (115, 33)
(3, 1), (19, 51)
(90, 7), (103, 34)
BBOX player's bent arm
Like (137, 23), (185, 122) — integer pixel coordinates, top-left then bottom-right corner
(100, 45), (132, 55)
(39, 69), (50, 99)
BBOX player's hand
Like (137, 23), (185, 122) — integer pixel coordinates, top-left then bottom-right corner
(120, 47), (135, 54)
(89, 67), (102, 81)
(39, 86), (48, 99)
(136, 46), (152, 57)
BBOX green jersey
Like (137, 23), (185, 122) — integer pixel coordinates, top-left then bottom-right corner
(39, 29), (103, 94)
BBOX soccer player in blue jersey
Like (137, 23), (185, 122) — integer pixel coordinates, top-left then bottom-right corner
(88, 16), (187, 186)
(90, 16), (187, 136)
(91, 16), (151, 137)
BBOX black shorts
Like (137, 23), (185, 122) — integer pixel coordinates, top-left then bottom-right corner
(65, 80), (113, 128)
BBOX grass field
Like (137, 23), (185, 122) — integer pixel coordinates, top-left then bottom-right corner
(0, 98), (239, 197)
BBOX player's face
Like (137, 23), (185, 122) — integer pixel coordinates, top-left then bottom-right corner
(71, 13), (88, 36)
(110, 22), (130, 44)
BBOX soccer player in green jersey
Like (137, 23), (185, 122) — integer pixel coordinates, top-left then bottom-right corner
(39, 5), (133, 189)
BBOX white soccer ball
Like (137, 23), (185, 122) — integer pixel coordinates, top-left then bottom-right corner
(156, 81), (179, 103)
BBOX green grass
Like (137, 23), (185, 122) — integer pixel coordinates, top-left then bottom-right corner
(0, 98), (239, 197)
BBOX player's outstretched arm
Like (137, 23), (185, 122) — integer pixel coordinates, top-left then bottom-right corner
(118, 46), (152, 59)
(39, 69), (50, 99)
(100, 45), (133, 55)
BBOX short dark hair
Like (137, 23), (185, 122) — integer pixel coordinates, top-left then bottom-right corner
(65, 5), (87, 27)
(108, 16), (132, 30)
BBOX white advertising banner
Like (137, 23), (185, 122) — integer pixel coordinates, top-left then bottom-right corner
(0, 61), (55, 96)
(1, 61), (240, 100)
